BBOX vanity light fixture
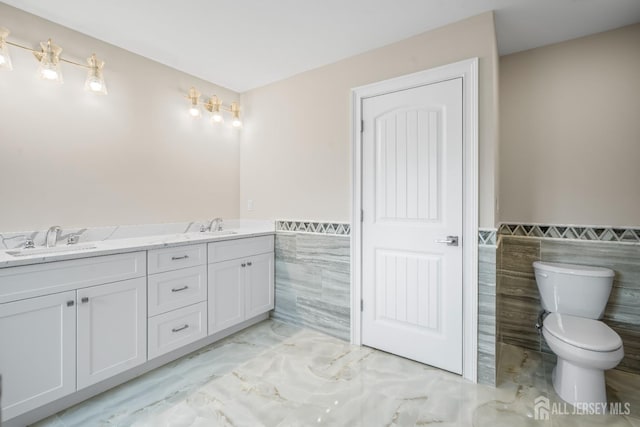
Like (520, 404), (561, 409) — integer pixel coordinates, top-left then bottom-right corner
(230, 102), (242, 128)
(36, 39), (63, 83)
(186, 87), (242, 128)
(0, 28), (13, 70)
(205, 95), (223, 123)
(84, 53), (107, 95)
(187, 87), (202, 117)
(0, 26), (108, 94)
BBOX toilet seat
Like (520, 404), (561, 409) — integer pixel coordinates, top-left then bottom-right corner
(543, 313), (622, 352)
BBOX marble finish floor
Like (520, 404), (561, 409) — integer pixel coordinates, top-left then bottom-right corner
(33, 320), (640, 427)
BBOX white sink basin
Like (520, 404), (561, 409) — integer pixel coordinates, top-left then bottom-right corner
(7, 243), (98, 257)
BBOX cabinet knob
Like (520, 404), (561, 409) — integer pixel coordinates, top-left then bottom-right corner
(247, 262), (252, 266)
(241, 263), (246, 267)
(67, 300), (75, 307)
(81, 297), (89, 303)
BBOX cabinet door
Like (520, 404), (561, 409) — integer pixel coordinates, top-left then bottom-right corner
(0, 291), (76, 421)
(208, 259), (244, 334)
(245, 252), (275, 318)
(77, 278), (146, 389)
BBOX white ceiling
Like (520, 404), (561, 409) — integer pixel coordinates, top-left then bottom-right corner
(3, 0), (640, 92)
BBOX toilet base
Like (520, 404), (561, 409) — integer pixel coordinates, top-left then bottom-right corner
(552, 358), (607, 407)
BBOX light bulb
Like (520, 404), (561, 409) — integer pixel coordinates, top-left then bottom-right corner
(189, 105), (201, 118)
(41, 68), (59, 80)
(0, 54), (5, 65)
(212, 111), (223, 123)
(232, 117), (242, 128)
(89, 79), (103, 92)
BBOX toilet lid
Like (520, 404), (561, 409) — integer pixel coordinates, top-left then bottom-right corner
(543, 313), (622, 352)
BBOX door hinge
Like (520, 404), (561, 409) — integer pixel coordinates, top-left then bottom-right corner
(360, 299), (364, 312)
(360, 119), (364, 133)
(360, 209), (364, 222)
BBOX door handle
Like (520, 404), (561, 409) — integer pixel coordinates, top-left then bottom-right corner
(435, 236), (459, 246)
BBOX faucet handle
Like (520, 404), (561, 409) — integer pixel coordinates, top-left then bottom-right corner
(67, 234), (80, 245)
(24, 238), (35, 249)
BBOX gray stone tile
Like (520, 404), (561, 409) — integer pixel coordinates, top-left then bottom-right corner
(500, 237), (540, 275)
(295, 234), (350, 269)
(540, 240), (640, 289)
(275, 233), (298, 262)
(275, 260), (322, 299)
(321, 268), (350, 307)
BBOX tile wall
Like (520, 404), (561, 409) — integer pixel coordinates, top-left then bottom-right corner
(497, 224), (640, 375)
(478, 229), (498, 386)
(272, 221), (351, 341)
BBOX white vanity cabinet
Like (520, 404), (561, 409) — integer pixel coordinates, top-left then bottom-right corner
(207, 236), (274, 334)
(76, 277), (147, 389)
(147, 244), (208, 359)
(0, 251), (146, 421)
(0, 291), (76, 421)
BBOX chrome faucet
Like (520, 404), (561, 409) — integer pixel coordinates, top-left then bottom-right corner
(45, 226), (62, 248)
(200, 218), (223, 232)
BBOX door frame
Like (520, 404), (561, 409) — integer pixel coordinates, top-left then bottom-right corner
(350, 58), (479, 382)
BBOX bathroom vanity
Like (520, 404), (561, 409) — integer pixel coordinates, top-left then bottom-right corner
(0, 227), (274, 426)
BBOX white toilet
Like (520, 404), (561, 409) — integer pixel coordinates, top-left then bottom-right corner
(533, 261), (624, 407)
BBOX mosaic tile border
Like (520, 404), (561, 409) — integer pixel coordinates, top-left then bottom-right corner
(276, 220), (351, 236)
(499, 223), (640, 243)
(479, 229), (497, 246)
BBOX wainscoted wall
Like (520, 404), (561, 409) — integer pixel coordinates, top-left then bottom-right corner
(273, 221), (500, 385)
(478, 229), (498, 386)
(272, 221), (351, 341)
(497, 224), (640, 375)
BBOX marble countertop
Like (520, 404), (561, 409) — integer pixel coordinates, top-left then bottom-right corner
(0, 220), (275, 269)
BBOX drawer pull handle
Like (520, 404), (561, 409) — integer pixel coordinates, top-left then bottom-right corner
(81, 297), (89, 304)
(172, 324), (189, 333)
(171, 255), (189, 261)
(67, 300), (75, 307)
(171, 285), (189, 293)
(241, 263), (246, 267)
(247, 261), (252, 266)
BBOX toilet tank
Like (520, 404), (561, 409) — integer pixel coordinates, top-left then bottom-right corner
(533, 261), (615, 319)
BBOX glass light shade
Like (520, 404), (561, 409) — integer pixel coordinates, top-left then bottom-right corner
(37, 39), (63, 83)
(0, 29), (13, 71)
(85, 54), (107, 95)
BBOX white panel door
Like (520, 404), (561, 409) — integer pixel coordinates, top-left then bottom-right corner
(245, 252), (275, 318)
(77, 277), (147, 389)
(361, 78), (463, 374)
(0, 291), (76, 421)
(208, 259), (245, 334)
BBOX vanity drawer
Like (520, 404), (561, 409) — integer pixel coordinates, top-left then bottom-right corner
(148, 302), (207, 359)
(148, 265), (207, 316)
(208, 235), (274, 263)
(147, 244), (206, 274)
(0, 252), (146, 304)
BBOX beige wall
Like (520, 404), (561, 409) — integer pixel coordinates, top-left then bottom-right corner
(0, 4), (240, 231)
(239, 12), (500, 227)
(500, 23), (640, 227)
